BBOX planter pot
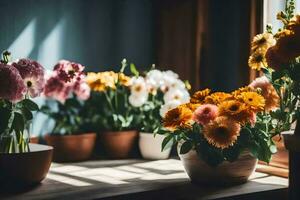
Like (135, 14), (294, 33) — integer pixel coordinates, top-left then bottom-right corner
(45, 133), (96, 162)
(139, 132), (171, 160)
(101, 130), (138, 159)
(0, 143), (53, 188)
(178, 149), (257, 185)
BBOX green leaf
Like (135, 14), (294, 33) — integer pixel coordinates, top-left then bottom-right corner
(180, 141), (193, 154)
(130, 63), (139, 76)
(22, 99), (39, 111)
(161, 134), (174, 151)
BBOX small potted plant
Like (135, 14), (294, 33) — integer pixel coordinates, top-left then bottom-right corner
(0, 51), (53, 186)
(161, 87), (278, 185)
(128, 66), (190, 160)
(85, 59), (139, 159)
(247, 2), (300, 169)
(42, 60), (96, 162)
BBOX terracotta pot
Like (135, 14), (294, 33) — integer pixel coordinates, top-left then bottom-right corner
(30, 136), (39, 144)
(45, 133), (96, 162)
(139, 132), (171, 160)
(0, 143), (53, 188)
(101, 130), (138, 159)
(179, 149), (257, 185)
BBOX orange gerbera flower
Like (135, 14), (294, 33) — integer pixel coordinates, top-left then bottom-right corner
(218, 100), (250, 123)
(203, 116), (241, 149)
(163, 106), (193, 131)
(190, 89), (211, 104)
(204, 92), (233, 105)
(237, 92), (265, 112)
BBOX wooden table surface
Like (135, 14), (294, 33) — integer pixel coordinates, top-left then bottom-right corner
(0, 159), (288, 200)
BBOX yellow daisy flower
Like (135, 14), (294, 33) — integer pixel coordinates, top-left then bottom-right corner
(204, 92), (233, 105)
(218, 100), (250, 123)
(251, 33), (276, 52)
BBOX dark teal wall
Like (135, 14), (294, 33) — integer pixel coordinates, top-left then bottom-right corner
(0, 0), (154, 71)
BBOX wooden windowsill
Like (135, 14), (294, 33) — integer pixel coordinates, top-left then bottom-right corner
(0, 159), (288, 200)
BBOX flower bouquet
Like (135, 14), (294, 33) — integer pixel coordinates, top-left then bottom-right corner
(127, 66), (190, 160)
(41, 60), (96, 162)
(161, 87), (276, 185)
(85, 59), (139, 159)
(248, 0), (300, 168)
(0, 51), (52, 186)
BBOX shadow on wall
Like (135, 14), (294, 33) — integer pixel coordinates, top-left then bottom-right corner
(0, 0), (155, 136)
(0, 0), (154, 70)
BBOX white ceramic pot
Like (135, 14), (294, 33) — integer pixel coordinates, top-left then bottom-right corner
(179, 148), (257, 185)
(139, 132), (171, 160)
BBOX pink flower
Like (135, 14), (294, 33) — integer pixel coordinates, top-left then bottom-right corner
(249, 76), (279, 111)
(43, 77), (68, 103)
(74, 82), (90, 100)
(43, 60), (90, 103)
(193, 104), (218, 125)
(54, 60), (84, 83)
(13, 59), (45, 98)
(0, 64), (26, 102)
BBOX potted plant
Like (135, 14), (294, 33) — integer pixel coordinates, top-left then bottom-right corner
(128, 67), (190, 160)
(85, 59), (139, 159)
(161, 87), (278, 185)
(0, 51), (53, 187)
(41, 60), (96, 162)
(247, 1), (300, 169)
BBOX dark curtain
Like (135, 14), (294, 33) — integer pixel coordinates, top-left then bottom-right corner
(154, 0), (263, 92)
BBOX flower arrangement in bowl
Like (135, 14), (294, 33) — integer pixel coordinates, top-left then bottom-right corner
(85, 59), (139, 159)
(41, 60), (96, 162)
(128, 66), (190, 160)
(0, 51), (53, 187)
(248, 1), (300, 167)
(161, 86), (278, 185)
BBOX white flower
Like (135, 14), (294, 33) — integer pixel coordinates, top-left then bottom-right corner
(159, 100), (181, 117)
(164, 70), (179, 79)
(130, 76), (148, 96)
(129, 94), (148, 107)
(163, 88), (190, 104)
(146, 69), (163, 89)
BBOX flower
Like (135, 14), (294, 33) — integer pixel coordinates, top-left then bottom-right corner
(231, 87), (253, 98)
(237, 91), (265, 112)
(159, 100), (181, 117)
(180, 102), (201, 112)
(44, 60), (89, 103)
(249, 76), (279, 111)
(130, 76), (148, 96)
(163, 105), (193, 131)
(249, 112), (257, 127)
(203, 116), (241, 149)
(43, 76), (68, 103)
(204, 92), (233, 105)
(0, 64), (26, 102)
(251, 33), (276, 52)
(129, 94), (148, 107)
(218, 100), (250, 123)
(190, 89), (211, 104)
(54, 60), (84, 82)
(13, 59), (45, 98)
(193, 104), (218, 125)
(248, 49), (267, 70)
(163, 88), (190, 104)
(146, 69), (163, 89)
(74, 82), (91, 100)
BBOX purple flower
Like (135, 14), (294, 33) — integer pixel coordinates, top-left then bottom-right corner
(13, 59), (45, 98)
(0, 64), (26, 102)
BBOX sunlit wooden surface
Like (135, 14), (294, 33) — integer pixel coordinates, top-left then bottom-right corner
(1, 159), (288, 200)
